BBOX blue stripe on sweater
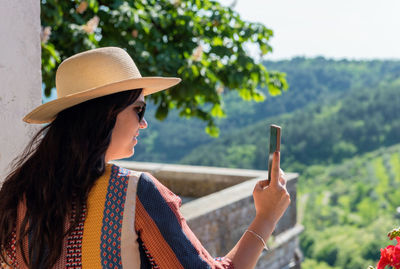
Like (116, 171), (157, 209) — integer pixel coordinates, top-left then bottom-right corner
(137, 173), (210, 269)
(100, 165), (129, 269)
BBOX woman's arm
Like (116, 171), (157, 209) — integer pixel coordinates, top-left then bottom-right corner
(225, 152), (291, 269)
(134, 151), (289, 269)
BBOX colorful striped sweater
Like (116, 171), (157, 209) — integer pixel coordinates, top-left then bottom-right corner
(1, 164), (234, 269)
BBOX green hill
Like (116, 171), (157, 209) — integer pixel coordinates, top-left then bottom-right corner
(299, 143), (400, 268)
(180, 80), (400, 171)
(128, 57), (400, 268)
(132, 58), (400, 166)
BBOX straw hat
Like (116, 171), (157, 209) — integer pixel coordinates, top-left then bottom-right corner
(23, 47), (181, 124)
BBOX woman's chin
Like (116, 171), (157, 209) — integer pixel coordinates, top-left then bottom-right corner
(123, 148), (135, 159)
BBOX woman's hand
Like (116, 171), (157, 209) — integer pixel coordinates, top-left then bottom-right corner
(252, 151), (291, 226)
(225, 151), (291, 268)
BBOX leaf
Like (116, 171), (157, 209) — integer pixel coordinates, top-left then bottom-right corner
(42, 43), (61, 62)
(252, 90), (266, 102)
(260, 44), (269, 55)
(191, 64), (199, 77)
(212, 36), (223, 46)
(205, 125), (220, 137)
(267, 84), (282, 96)
(210, 103), (226, 117)
(238, 88), (252, 101)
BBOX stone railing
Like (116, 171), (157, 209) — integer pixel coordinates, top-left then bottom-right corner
(115, 161), (303, 269)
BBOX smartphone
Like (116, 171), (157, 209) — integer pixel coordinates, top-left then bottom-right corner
(268, 124), (281, 181)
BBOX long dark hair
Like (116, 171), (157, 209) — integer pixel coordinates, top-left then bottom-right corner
(0, 89), (142, 269)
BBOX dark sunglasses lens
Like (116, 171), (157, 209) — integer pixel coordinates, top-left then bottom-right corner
(138, 106), (146, 122)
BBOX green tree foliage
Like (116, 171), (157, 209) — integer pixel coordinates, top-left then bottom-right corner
(40, 0), (287, 135)
(132, 58), (400, 165)
(179, 81), (400, 170)
(130, 57), (400, 267)
(299, 145), (400, 268)
(302, 258), (340, 269)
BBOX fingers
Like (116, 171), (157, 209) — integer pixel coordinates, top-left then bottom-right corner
(258, 153), (286, 191)
(256, 176), (286, 190)
(270, 151), (281, 186)
(258, 179), (270, 189)
(279, 169), (287, 186)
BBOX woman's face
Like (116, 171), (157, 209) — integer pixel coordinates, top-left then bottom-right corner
(105, 93), (148, 162)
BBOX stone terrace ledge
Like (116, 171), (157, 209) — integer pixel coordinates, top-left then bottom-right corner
(115, 161), (304, 269)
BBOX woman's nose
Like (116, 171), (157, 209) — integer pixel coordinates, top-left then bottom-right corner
(139, 118), (148, 129)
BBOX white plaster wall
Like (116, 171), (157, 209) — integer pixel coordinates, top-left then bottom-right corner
(0, 0), (41, 182)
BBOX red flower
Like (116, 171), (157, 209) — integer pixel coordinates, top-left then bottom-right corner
(378, 245), (394, 269)
(393, 237), (400, 267)
(377, 237), (400, 269)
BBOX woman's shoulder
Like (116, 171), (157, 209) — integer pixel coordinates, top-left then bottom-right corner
(109, 163), (162, 186)
(109, 163), (142, 179)
(108, 163), (181, 206)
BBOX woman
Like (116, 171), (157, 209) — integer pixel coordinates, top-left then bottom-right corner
(0, 47), (290, 269)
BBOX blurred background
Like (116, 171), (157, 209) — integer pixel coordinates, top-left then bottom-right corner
(39, 0), (400, 268)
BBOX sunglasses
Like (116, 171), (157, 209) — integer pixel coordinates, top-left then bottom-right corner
(134, 103), (146, 122)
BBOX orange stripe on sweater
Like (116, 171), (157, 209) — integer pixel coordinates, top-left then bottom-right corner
(135, 198), (184, 269)
(81, 164), (112, 268)
(143, 173), (220, 267)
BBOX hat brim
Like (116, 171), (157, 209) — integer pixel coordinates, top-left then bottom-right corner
(23, 77), (181, 124)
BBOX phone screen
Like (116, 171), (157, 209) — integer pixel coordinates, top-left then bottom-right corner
(268, 124), (281, 181)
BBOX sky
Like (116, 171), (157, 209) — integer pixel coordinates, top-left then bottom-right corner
(219, 0), (400, 60)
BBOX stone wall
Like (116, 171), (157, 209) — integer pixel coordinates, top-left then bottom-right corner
(181, 175), (302, 268)
(116, 161), (303, 268)
(0, 0), (42, 182)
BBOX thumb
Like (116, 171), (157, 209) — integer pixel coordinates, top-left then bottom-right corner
(258, 179), (270, 189)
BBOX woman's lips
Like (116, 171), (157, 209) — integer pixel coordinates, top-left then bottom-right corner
(133, 132), (139, 145)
